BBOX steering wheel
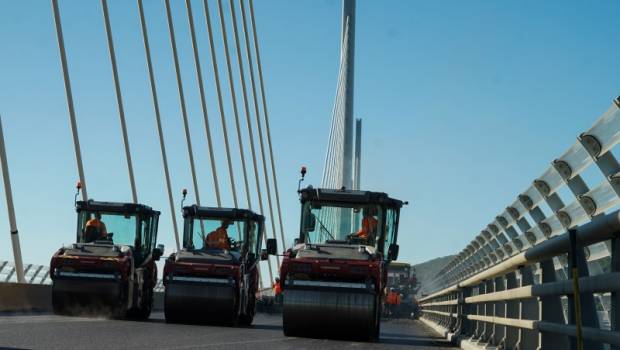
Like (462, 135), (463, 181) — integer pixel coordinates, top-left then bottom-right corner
(347, 234), (367, 244)
(228, 238), (239, 250)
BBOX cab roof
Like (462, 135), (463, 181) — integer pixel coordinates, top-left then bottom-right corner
(299, 186), (405, 208)
(389, 261), (412, 268)
(182, 204), (264, 222)
(76, 200), (159, 215)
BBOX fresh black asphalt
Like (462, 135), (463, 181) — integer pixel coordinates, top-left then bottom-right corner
(0, 312), (456, 350)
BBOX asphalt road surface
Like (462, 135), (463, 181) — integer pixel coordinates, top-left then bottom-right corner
(0, 312), (456, 350)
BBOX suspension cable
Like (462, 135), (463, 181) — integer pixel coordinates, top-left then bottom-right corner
(326, 72), (346, 233)
(325, 17), (350, 190)
(216, 0), (273, 284)
(229, 0), (280, 267)
(137, 0), (180, 250)
(321, 20), (350, 231)
(235, 0), (284, 266)
(0, 116), (26, 283)
(326, 31), (350, 232)
(201, 0), (251, 211)
(336, 18), (351, 189)
(51, 0), (88, 201)
(185, 0), (223, 207)
(328, 59), (346, 188)
(323, 52), (347, 188)
(247, 0), (286, 249)
(164, 0), (202, 207)
(101, 0), (138, 204)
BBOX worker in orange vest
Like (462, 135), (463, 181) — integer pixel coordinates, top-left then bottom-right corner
(356, 207), (378, 239)
(204, 220), (231, 250)
(386, 288), (400, 316)
(85, 212), (108, 242)
(273, 277), (282, 304)
(386, 289), (399, 304)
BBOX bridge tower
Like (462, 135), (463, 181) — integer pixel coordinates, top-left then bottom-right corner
(341, 0), (356, 193)
(321, 0), (359, 238)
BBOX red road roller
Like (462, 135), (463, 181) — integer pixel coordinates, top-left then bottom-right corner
(50, 197), (163, 319)
(281, 174), (405, 340)
(163, 203), (275, 325)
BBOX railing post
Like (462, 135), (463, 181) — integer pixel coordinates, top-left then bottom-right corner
(460, 286), (474, 337)
(504, 271), (519, 349)
(567, 241), (603, 350)
(472, 283), (484, 341)
(612, 234), (620, 350)
(539, 259), (569, 349)
(487, 275), (505, 346)
(483, 279), (495, 344)
(444, 293), (451, 328)
(450, 291), (458, 332)
(519, 265), (539, 349)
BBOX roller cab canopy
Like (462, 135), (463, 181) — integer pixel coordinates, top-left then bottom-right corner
(177, 205), (265, 264)
(295, 187), (404, 261)
(73, 199), (160, 266)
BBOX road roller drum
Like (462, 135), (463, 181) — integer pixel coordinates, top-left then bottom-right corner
(283, 288), (378, 340)
(164, 282), (236, 324)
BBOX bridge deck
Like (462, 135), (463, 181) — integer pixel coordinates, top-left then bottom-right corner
(0, 313), (455, 349)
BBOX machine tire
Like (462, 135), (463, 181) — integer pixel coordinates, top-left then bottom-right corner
(164, 308), (182, 324)
(369, 296), (382, 342)
(238, 293), (256, 327)
(52, 293), (68, 316)
(140, 287), (153, 320)
(282, 321), (297, 337)
(230, 297), (240, 327)
(111, 283), (128, 320)
(129, 286), (153, 321)
(112, 304), (128, 320)
(238, 313), (253, 326)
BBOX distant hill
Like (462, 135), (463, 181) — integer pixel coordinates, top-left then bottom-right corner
(413, 255), (455, 297)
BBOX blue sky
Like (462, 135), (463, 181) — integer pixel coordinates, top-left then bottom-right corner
(0, 0), (619, 275)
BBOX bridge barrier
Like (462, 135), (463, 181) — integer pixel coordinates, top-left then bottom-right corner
(0, 282), (166, 313)
(420, 210), (620, 349)
(0, 261), (51, 284)
(0, 268), (273, 313)
(0, 283), (52, 312)
(420, 98), (620, 349)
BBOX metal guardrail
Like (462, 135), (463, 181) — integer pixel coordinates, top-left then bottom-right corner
(1, 260), (169, 293)
(0, 260), (268, 297)
(0, 261), (51, 285)
(419, 97), (620, 349)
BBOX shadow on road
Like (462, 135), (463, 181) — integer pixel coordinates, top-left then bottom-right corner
(380, 331), (453, 348)
(250, 323), (283, 331)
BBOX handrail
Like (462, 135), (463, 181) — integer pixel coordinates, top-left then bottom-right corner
(419, 98), (620, 349)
